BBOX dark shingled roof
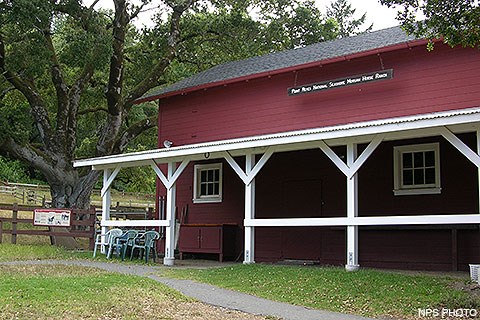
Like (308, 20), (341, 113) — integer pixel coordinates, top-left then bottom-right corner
(141, 26), (418, 101)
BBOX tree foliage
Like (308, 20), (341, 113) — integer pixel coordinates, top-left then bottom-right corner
(0, 0), (371, 207)
(326, 0), (372, 38)
(380, 0), (480, 48)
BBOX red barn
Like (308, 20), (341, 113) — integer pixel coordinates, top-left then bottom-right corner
(75, 26), (480, 271)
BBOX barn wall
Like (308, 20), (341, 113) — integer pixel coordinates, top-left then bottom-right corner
(158, 44), (480, 147)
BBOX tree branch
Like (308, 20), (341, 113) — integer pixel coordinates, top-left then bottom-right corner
(0, 33), (54, 145)
(112, 114), (158, 153)
(44, 29), (70, 142)
(0, 137), (57, 179)
(123, 0), (194, 109)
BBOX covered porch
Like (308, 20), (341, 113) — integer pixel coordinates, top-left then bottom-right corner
(73, 107), (480, 270)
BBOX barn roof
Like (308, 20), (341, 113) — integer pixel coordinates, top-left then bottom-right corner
(137, 26), (422, 103)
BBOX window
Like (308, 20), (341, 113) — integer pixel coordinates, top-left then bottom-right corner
(393, 143), (441, 195)
(193, 163), (223, 203)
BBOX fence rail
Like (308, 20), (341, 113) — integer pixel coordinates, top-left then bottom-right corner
(0, 204), (96, 249)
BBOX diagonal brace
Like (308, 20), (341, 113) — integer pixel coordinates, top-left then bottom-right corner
(439, 126), (480, 168)
(223, 148), (275, 186)
(150, 158), (191, 189)
(101, 166), (121, 197)
(319, 134), (384, 179)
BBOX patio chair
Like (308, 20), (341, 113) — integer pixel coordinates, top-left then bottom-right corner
(130, 230), (160, 263)
(93, 228), (123, 258)
(105, 228), (127, 259)
(119, 229), (139, 261)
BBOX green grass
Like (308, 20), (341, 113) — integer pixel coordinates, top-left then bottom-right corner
(0, 243), (87, 262)
(0, 264), (190, 319)
(162, 264), (479, 318)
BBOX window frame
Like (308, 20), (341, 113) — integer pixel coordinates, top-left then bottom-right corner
(393, 143), (441, 196)
(193, 163), (223, 203)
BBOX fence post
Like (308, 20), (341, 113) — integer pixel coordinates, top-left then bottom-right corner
(0, 220), (3, 243)
(88, 206), (96, 250)
(12, 203), (18, 244)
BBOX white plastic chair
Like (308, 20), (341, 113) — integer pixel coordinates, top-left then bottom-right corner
(93, 228), (123, 258)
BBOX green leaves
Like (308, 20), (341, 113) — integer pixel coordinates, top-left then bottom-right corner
(380, 0), (480, 48)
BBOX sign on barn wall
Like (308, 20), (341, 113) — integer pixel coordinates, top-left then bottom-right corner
(33, 209), (71, 227)
(288, 69), (394, 96)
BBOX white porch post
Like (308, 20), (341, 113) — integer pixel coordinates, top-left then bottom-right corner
(101, 168), (111, 254)
(346, 142), (360, 271)
(164, 162), (177, 266)
(244, 153), (256, 264)
(477, 129), (480, 213)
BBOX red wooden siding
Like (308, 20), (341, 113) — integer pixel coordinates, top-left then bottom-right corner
(158, 44), (480, 147)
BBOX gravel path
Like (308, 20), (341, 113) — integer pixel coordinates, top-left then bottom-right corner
(1, 260), (372, 320)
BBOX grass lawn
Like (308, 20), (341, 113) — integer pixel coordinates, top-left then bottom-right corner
(0, 264), (266, 320)
(162, 264), (480, 319)
(0, 244), (267, 320)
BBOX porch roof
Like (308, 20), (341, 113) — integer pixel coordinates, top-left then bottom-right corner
(73, 106), (480, 170)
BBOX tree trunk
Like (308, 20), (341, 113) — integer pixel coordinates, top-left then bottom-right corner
(47, 169), (99, 249)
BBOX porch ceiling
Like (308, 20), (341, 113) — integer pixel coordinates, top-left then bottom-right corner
(73, 106), (480, 170)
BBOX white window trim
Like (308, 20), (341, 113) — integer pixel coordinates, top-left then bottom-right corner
(393, 143), (441, 196)
(193, 163), (223, 204)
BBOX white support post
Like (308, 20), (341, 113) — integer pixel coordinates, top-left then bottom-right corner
(101, 168), (112, 254)
(477, 129), (480, 213)
(346, 143), (360, 272)
(164, 162), (177, 266)
(244, 153), (256, 264)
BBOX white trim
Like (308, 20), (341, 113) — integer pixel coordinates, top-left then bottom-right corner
(244, 153), (256, 264)
(393, 143), (440, 195)
(439, 126), (480, 168)
(319, 135), (383, 178)
(393, 187), (442, 196)
(193, 163), (223, 203)
(151, 158), (190, 190)
(101, 220), (169, 227)
(245, 214), (480, 227)
(100, 166), (121, 197)
(74, 107), (480, 169)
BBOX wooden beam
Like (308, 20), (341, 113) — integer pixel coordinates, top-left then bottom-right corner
(100, 166), (121, 197)
(439, 126), (480, 168)
(244, 214), (480, 227)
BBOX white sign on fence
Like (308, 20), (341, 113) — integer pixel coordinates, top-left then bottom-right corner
(33, 209), (71, 227)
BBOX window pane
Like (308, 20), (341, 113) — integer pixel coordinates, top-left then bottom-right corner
(200, 184), (207, 195)
(213, 169), (219, 181)
(414, 152), (424, 168)
(201, 170), (207, 181)
(403, 169), (413, 185)
(207, 183), (214, 195)
(425, 151), (435, 167)
(207, 170), (214, 181)
(214, 183), (219, 195)
(425, 168), (436, 184)
(414, 168), (424, 185)
(403, 152), (413, 169)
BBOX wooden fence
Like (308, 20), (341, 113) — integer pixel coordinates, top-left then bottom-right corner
(0, 204), (96, 249)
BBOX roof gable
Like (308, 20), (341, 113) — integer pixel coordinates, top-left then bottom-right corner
(138, 26), (420, 102)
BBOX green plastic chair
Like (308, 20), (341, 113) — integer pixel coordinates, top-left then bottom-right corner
(93, 228), (123, 258)
(120, 230), (139, 261)
(130, 230), (160, 263)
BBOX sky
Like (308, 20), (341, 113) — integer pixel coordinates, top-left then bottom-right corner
(87, 0), (402, 31)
